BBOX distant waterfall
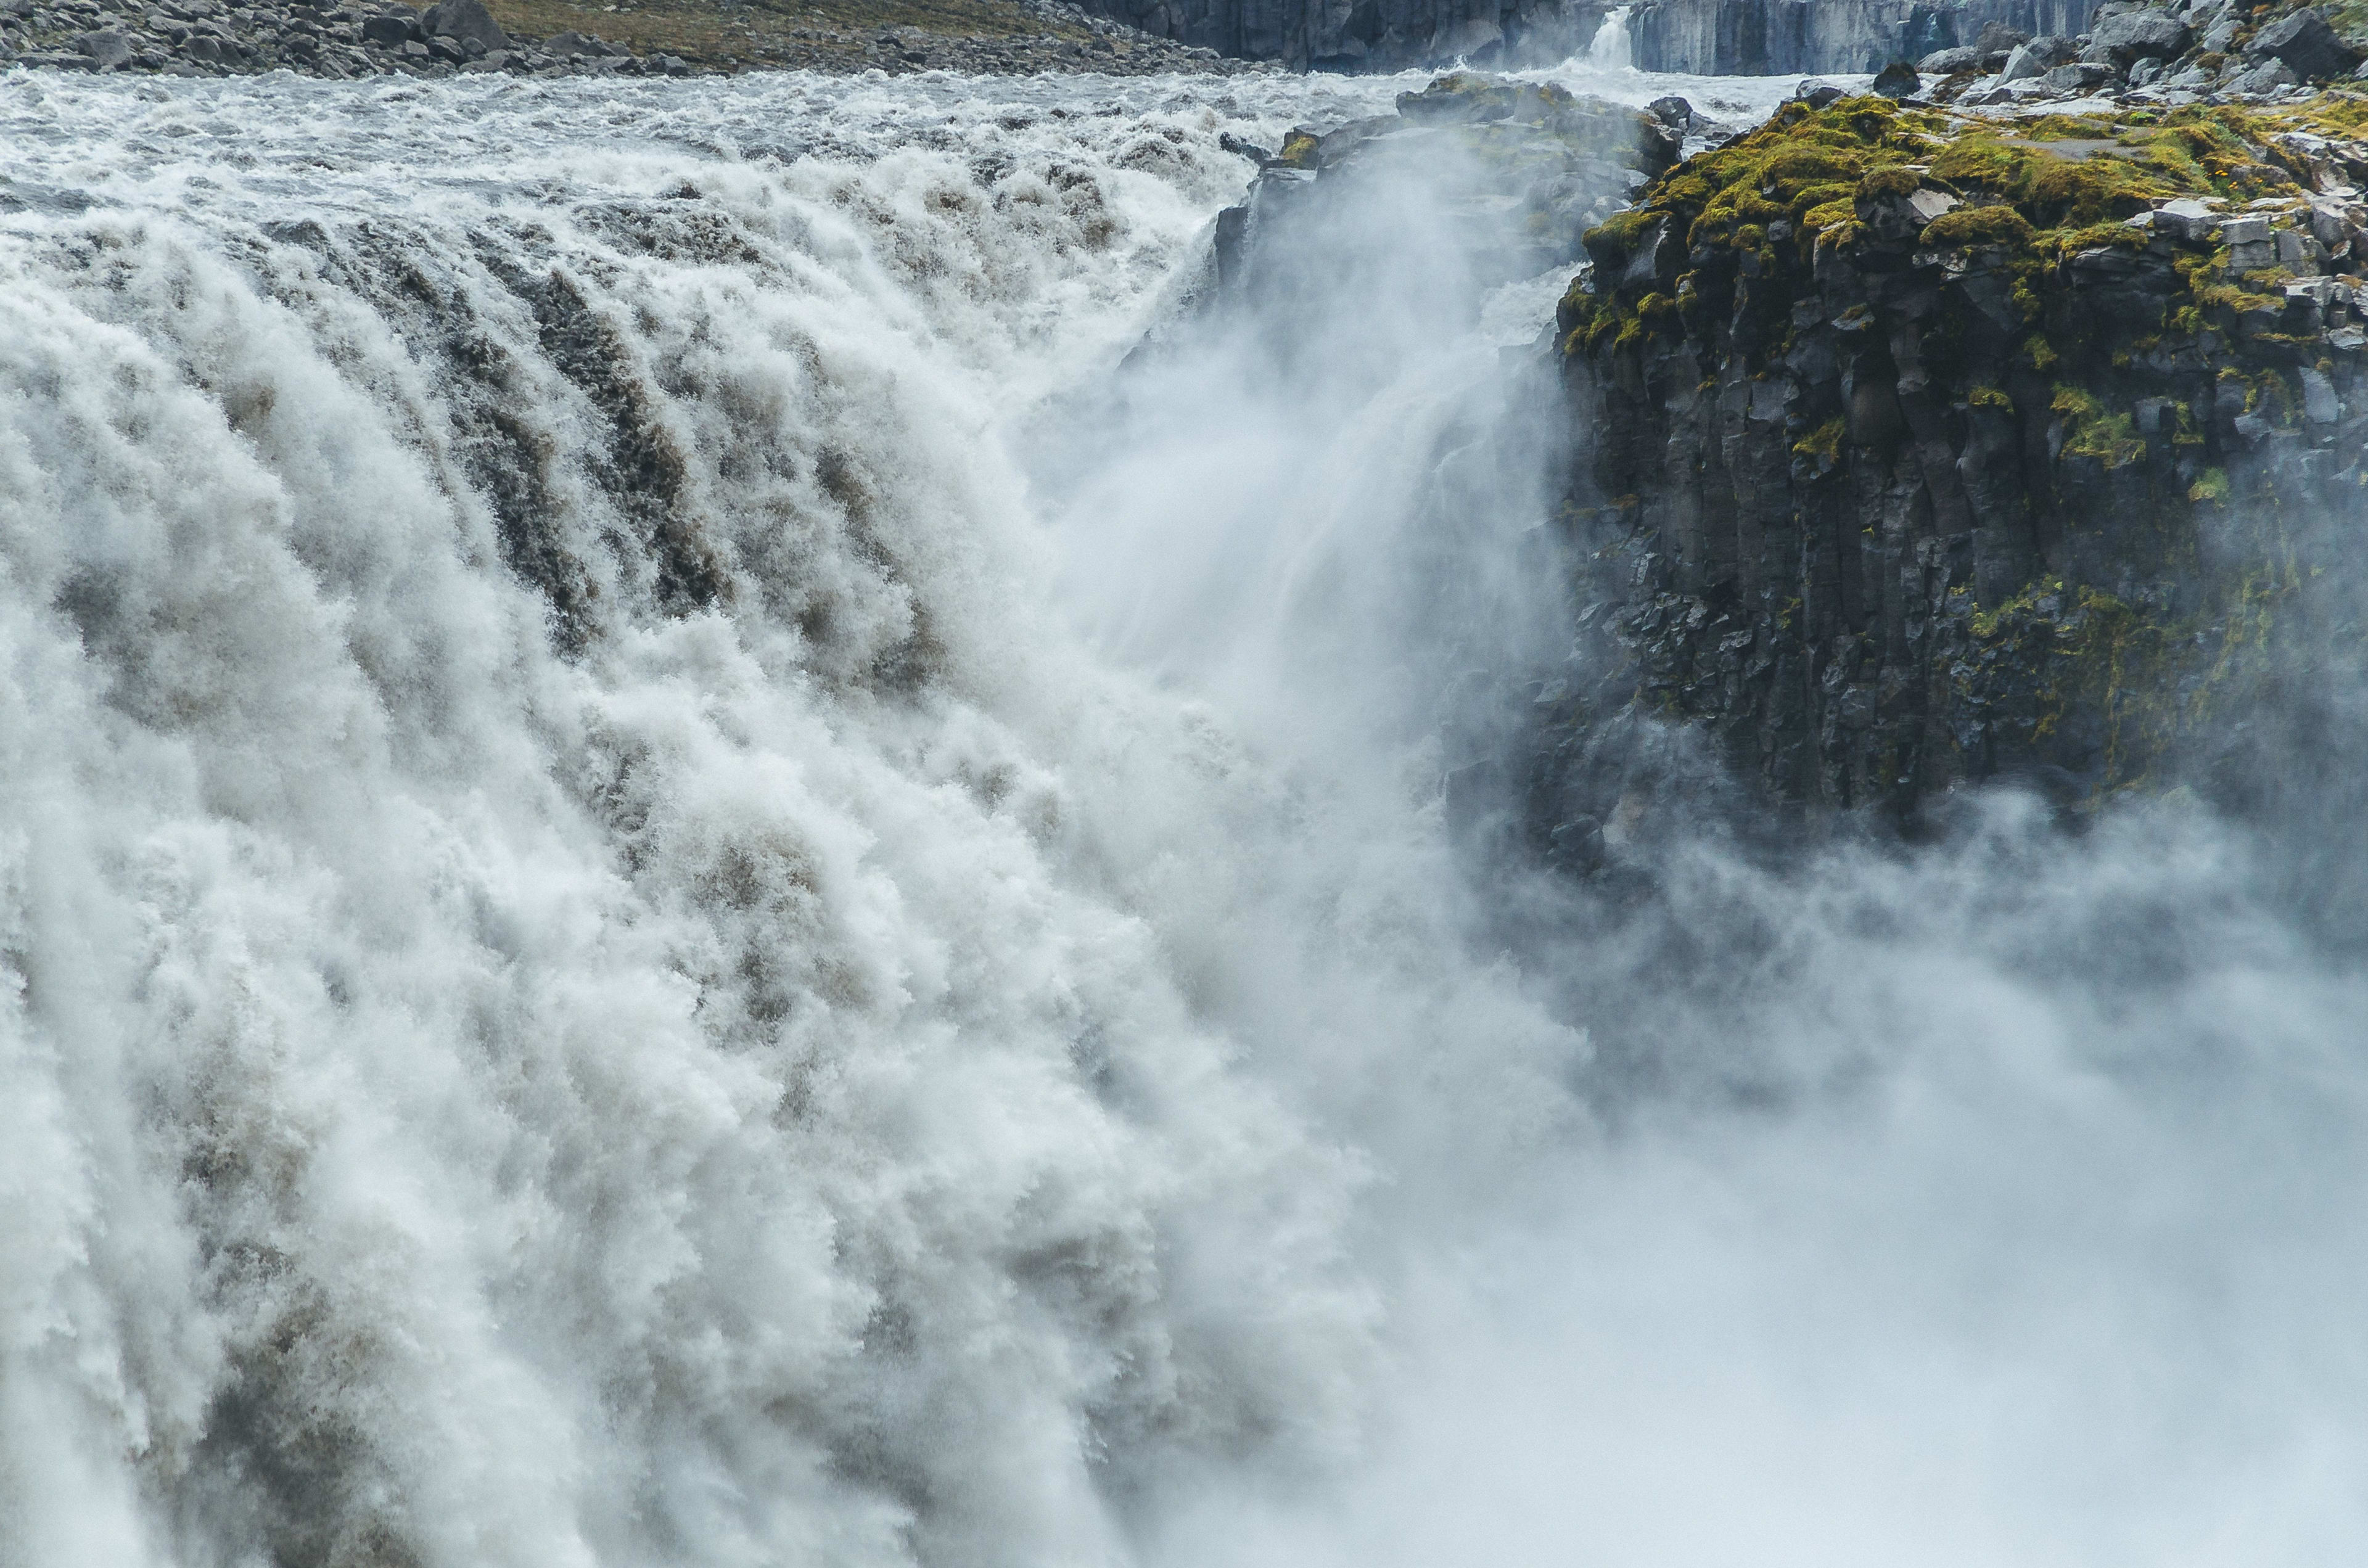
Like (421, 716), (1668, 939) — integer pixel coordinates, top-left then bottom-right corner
(1587, 4), (1633, 68)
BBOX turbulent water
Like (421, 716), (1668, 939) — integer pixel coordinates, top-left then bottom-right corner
(1, 53), (2364, 1568)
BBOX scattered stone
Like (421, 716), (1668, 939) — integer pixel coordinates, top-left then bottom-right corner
(1918, 45), (1981, 74)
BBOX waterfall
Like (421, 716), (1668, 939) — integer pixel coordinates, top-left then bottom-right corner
(4, 57), (2368, 1568)
(1587, 4), (1634, 69)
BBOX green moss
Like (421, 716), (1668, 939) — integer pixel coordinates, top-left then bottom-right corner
(1801, 198), (1857, 236)
(1606, 91), (1944, 259)
(1970, 385), (2014, 411)
(1963, 576), (2202, 787)
(1588, 205), (1661, 251)
(2189, 467), (2231, 504)
(1276, 129), (1318, 170)
(1793, 416), (1846, 462)
(1922, 205), (2036, 248)
(2052, 386), (2147, 469)
(1858, 165), (1923, 199)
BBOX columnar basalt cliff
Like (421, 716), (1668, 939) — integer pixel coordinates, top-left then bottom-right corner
(1548, 91), (2368, 824)
(1629, 0), (2092, 76)
(1072, 0), (1615, 70)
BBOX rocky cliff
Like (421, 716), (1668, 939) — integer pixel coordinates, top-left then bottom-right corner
(1547, 88), (2368, 834)
(1071, 0), (1616, 69)
(1628, 0), (2094, 75)
(1067, 0), (2089, 73)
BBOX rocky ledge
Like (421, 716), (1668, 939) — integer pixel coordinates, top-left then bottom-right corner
(0, 0), (1256, 77)
(1545, 85), (2368, 833)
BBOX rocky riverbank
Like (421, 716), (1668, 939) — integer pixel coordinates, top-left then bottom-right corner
(0, 0), (1259, 76)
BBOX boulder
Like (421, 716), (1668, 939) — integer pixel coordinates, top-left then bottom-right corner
(1791, 78), (1844, 107)
(2000, 35), (2076, 79)
(1872, 60), (1918, 96)
(1918, 44), (1981, 73)
(2227, 55), (2301, 93)
(360, 12), (414, 44)
(2042, 59), (2113, 91)
(1646, 93), (1692, 127)
(1973, 19), (2028, 54)
(2246, 7), (2361, 80)
(2153, 195), (2222, 240)
(422, 0), (506, 51)
(76, 28), (130, 66)
(2084, 7), (2190, 64)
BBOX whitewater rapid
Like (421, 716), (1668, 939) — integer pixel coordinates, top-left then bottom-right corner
(2, 55), (2364, 1568)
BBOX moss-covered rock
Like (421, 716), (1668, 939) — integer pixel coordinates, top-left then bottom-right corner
(1547, 92), (2368, 821)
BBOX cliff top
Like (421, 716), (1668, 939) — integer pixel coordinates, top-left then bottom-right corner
(1566, 88), (2368, 364)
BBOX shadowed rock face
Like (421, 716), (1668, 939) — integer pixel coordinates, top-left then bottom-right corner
(1067, 0), (1619, 70)
(1543, 92), (2368, 832)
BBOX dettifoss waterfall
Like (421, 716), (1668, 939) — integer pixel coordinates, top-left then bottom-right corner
(4, 53), (2367, 1568)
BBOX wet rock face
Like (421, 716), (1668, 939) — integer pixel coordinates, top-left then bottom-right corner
(1069, 0), (1612, 70)
(1548, 93), (2368, 823)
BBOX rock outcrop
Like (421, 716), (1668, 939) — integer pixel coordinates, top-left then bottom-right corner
(1545, 89), (2368, 828)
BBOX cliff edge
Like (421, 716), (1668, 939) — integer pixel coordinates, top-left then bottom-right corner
(1548, 88), (2368, 833)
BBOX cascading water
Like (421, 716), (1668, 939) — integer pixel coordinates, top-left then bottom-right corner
(1587, 6), (1634, 72)
(2, 53), (2367, 1568)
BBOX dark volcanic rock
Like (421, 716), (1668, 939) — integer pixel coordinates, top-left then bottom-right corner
(1625, 0), (2089, 76)
(1549, 94), (2368, 824)
(1871, 60), (1919, 96)
(1918, 45), (1983, 73)
(422, 0), (506, 51)
(2082, 6), (2186, 63)
(2248, 7), (2362, 81)
(1071, 0), (1600, 70)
